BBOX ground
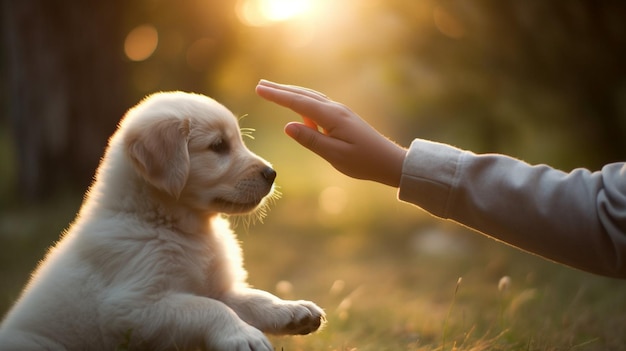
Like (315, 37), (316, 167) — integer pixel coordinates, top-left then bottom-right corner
(1, 190), (625, 351)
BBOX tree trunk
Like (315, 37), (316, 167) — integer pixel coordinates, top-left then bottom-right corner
(2, 0), (129, 201)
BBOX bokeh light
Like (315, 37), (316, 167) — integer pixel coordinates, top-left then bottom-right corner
(318, 186), (348, 215)
(124, 24), (159, 61)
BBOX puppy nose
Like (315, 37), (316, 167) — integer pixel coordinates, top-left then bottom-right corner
(261, 167), (277, 185)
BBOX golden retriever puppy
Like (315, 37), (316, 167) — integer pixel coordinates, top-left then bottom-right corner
(0, 92), (324, 351)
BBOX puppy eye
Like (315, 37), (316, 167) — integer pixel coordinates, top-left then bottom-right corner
(209, 138), (229, 153)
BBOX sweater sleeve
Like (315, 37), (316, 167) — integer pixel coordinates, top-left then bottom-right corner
(398, 139), (626, 278)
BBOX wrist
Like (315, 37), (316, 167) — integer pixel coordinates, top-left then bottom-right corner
(379, 144), (408, 188)
(392, 146), (409, 187)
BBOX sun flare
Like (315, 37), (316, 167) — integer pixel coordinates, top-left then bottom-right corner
(262, 0), (312, 21)
(237, 0), (315, 26)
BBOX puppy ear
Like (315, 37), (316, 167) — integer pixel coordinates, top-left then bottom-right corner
(126, 118), (191, 198)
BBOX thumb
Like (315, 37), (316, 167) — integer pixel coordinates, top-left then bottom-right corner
(284, 122), (336, 157)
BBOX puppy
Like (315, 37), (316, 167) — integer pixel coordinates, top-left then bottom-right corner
(0, 92), (324, 351)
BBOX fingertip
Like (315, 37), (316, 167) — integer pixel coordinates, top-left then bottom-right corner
(285, 121), (333, 158)
(256, 79), (269, 92)
(284, 122), (301, 139)
(255, 84), (269, 96)
(256, 80), (282, 97)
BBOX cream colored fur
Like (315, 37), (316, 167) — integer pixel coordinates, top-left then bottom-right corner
(0, 92), (324, 351)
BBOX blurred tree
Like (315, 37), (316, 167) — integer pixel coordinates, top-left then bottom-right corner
(416, 0), (626, 169)
(1, 0), (237, 202)
(2, 0), (129, 201)
(463, 1), (626, 168)
(3, 0), (625, 202)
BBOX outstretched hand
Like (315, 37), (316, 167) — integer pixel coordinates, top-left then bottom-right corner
(256, 80), (407, 187)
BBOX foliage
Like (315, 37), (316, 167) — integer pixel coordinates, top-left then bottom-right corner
(3, 0), (626, 201)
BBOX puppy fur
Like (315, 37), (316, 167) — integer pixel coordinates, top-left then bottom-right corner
(0, 92), (324, 351)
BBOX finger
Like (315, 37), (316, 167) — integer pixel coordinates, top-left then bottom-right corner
(256, 84), (338, 130)
(258, 79), (329, 102)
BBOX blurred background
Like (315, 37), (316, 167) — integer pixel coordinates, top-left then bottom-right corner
(2, 0), (626, 349)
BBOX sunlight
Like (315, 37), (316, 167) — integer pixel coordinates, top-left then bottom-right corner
(236, 0), (315, 26)
(263, 0), (312, 21)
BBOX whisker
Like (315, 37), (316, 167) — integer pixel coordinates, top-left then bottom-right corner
(240, 127), (256, 140)
(230, 186), (281, 231)
(238, 115), (255, 139)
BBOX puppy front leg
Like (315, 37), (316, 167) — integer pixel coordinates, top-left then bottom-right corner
(114, 293), (273, 351)
(222, 288), (325, 335)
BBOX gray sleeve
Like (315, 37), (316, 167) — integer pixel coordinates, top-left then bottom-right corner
(398, 139), (626, 278)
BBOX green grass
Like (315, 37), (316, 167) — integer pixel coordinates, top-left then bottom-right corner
(1, 190), (626, 350)
(242, 188), (626, 351)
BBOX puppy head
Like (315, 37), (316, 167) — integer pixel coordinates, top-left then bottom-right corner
(123, 92), (275, 214)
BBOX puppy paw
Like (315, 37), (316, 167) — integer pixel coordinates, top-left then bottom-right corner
(223, 289), (325, 336)
(210, 323), (273, 351)
(269, 300), (325, 335)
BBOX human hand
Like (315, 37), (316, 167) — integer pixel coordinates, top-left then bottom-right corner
(256, 80), (407, 187)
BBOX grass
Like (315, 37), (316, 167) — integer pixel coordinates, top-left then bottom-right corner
(1, 188), (626, 350)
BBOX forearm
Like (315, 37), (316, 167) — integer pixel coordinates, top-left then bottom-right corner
(399, 139), (626, 278)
